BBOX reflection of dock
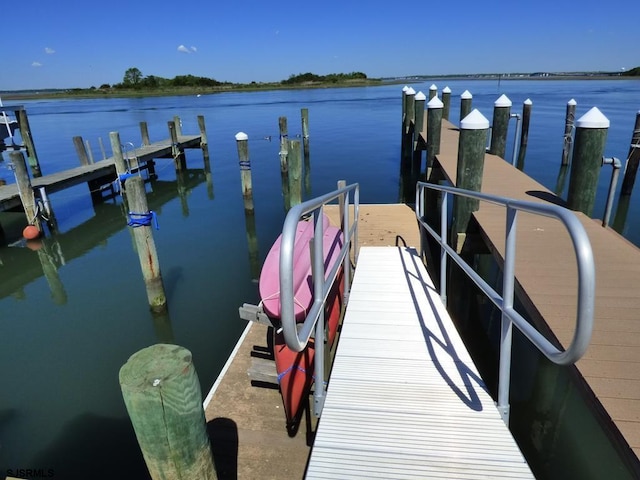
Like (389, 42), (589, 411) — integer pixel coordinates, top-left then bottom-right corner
(0, 170), (209, 300)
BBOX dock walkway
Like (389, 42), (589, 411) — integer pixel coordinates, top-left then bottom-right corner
(433, 120), (640, 462)
(306, 245), (533, 478)
(0, 135), (201, 212)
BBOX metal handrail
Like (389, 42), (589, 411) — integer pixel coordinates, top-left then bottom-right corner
(416, 181), (595, 424)
(279, 182), (359, 415)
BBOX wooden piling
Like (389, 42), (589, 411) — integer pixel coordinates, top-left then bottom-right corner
(168, 121), (186, 170)
(428, 84), (438, 100)
(412, 91), (426, 177)
(426, 96), (444, 175)
(441, 86), (451, 121)
(301, 108), (311, 194)
(289, 139), (303, 207)
(73, 136), (91, 166)
(119, 344), (216, 480)
(279, 116), (290, 203)
(85, 139), (95, 164)
(620, 111), (640, 195)
(173, 116), (183, 136)
(489, 94), (512, 159)
(235, 132), (254, 212)
(402, 87), (416, 171)
(9, 151), (41, 234)
(126, 175), (167, 313)
(567, 107), (609, 216)
(517, 99), (533, 170)
(110, 131), (128, 178)
(561, 99), (577, 166)
(197, 115), (210, 163)
(15, 108), (42, 178)
(451, 110), (489, 252)
(140, 122), (151, 146)
(460, 90), (473, 123)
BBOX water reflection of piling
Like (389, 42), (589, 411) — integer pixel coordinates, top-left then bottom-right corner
(151, 310), (176, 344)
(35, 238), (68, 305)
(244, 208), (260, 281)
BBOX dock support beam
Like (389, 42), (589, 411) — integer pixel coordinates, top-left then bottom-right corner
(119, 344), (217, 480)
(620, 110), (640, 195)
(567, 107), (609, 216)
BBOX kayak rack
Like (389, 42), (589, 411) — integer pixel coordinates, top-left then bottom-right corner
(240, 182), (359, 416)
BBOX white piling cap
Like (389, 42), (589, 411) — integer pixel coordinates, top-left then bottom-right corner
(427, 96), (444, 109)
(442, 86), (451, 94)
(415, 91), (427, 101)
(460, 109), (489, 130)
(406, 87), (416, 95)
(568, 98), (577, 105)
(429, 84), (437, 90)
(235, 132), (248, 141)
(576, 107), (610, 128)
(494, 94), (512, 107)
(524, 98), (532, 105)
(461, 90), (473, 99)
(402, 85), (409, 92)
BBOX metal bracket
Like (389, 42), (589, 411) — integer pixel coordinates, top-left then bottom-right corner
(238, 303), (275, 327)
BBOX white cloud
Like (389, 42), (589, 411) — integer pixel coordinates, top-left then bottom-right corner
(45, 47), (55, 54)
(177, 44), (197, 53)
(32, 61), (43, 67)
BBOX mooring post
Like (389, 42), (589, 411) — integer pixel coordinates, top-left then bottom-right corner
(567, 107), (610, 216)
(15, 108), (42, 178)
(168, 121), (186, 170)
(428, 84), (438, 100)
(451, 110), (490, 252)
(412, 91), (427, 176)
(301, 108), (311, 194)
(289, 139), (303, 207)
(85, 139), (95, 164)
(620, 111), (640, 195)
(119, 344), (216, 480)
(9, 151), (41, 234)
(441, 86), (451, 121)
(98, 137), (107, 160)
(235, 132), (254, 213)
(278, 116), (290, 205)
(517, 99), (533, 170)
(126, 175), (167, 312)
(562, 99), (577, 166)
(73, 136), (91, 166)
(173, 115), (182, 136)
(402, 87), (416, 172)
(460, 90), (473, 123)
(197, 115), (210, 163)
(110, 131), (129, 196)
(140, 122), (150, 146)
(489, 94), (512, 159)
(426, 95), (444, 178)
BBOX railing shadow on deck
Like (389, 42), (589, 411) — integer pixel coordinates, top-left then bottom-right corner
(396, 244), (487, 411)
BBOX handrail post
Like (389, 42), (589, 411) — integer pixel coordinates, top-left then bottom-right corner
(312, 209), (327, 416)
(497, 207), (517, 425)
(440, 191), (448, 303)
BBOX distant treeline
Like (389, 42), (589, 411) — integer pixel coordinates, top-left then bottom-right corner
(622, 66), (640, 76)
(281, 72), (368, 84)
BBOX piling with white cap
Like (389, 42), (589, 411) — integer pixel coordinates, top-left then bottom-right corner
(562, 99), (578, 166)
(452, 109), (490, 251)
(517, 99), (533, 170)
(442, 86), (452, 121)
(426, 96), (444, 173)
(402, 87), (417, 170)
(460, 90), (473, 123)
(235, 132), (254, 212)
(489, 94), (512, 159)
(567, 107), (610, 216)
(429, 84), (438, 100)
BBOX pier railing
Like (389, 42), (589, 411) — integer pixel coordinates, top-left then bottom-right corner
(416, 181), (595, 424)
(280, 182), (359, 415)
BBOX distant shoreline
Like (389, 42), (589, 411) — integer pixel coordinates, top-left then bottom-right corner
(2, 75), (637, 101)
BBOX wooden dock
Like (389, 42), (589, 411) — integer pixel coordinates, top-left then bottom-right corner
(0, 135), (202, 212)
(431, 119), (640, 465)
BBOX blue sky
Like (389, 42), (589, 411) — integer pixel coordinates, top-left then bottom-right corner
(2, 0), (638, 91)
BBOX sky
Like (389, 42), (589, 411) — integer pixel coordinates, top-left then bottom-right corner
(1, 0), (638, 91)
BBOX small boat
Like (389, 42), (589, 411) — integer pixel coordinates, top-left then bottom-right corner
(259, 215), (344, 427)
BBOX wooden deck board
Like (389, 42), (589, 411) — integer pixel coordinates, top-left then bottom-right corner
(434, 120), (640, 460)
(306, 246), (533, 479)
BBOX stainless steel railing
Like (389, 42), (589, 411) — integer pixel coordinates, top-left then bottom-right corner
(280, 182), (359, 415)
(416, 181), (595, 424)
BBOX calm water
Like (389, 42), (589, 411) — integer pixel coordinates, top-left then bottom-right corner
(1, 80), (639, 478)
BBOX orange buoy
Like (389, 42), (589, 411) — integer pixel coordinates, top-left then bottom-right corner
(23, 224), (41, 240)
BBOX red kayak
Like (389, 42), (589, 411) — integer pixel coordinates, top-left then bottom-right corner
(259, 215), (344, 427)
